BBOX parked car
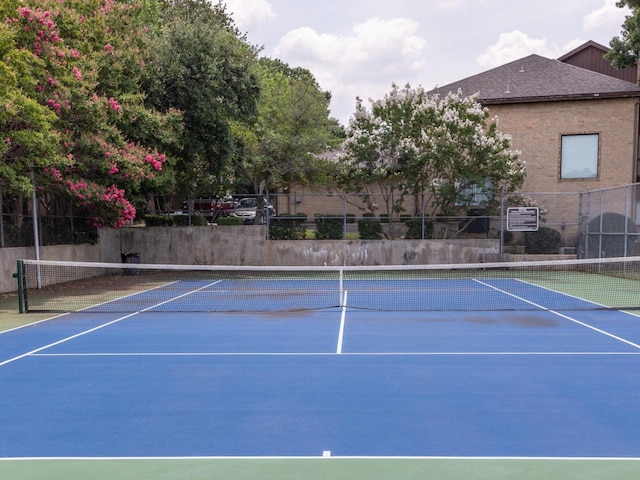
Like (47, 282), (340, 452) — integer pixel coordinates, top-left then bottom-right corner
(230, 197), (276, 224)
(182, 196), (239, 221)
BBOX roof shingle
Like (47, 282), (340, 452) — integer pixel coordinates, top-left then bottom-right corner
(432, 54), (640, 104)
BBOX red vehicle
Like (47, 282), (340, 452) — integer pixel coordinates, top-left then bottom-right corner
(182, 196), (239, 221)
(212, 197), (239, 218)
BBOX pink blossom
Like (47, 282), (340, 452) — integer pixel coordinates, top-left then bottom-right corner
(104, 44), (113, 52)
(72, 67), (82, 80)
(108, 98), (122, 112)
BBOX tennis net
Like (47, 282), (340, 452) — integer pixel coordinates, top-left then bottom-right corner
(15, 257), (640, 313)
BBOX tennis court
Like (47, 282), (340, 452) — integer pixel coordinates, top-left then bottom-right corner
(1, 258), (640, 479)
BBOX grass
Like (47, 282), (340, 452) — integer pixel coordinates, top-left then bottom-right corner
(0, 292), (52, 332)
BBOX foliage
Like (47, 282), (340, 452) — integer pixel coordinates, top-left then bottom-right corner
(524, 227), (561, 254)
(358, 217), (383, 240)
(605, 1), (640, 68)
(231, 57), (342, 223)
(404, 218), (433, 239)
(338, 84), (525, 238)
(0, 20), (60, 197)
(1, 0), (183, 227)
(314, 214), (344, 239)
(145, 214), (175, 226)
(269, 214), (308, 240)
(216, 216), (244, 225)
(143, 0), (260, 194)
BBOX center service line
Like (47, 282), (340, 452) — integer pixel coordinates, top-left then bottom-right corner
(336, 290), (348, 354)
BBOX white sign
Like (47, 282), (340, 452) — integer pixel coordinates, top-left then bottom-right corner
(507, 207), (539, 232)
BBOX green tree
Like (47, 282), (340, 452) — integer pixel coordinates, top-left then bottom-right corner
(143, 0), (260, 194)
(340, 84), (525, 237)
(231, 58), (341, 222)
(606, 1), (640, 69)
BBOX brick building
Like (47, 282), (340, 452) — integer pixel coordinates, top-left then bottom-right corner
(279, 42), (640, 247)
(430, 42), (640, 245)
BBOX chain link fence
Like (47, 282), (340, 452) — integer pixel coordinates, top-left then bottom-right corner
(0, 212), (98, 248)
(579, 183), (640, 258)
(5, 185), (640, 258)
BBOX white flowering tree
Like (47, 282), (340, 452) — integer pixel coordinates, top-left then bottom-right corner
(339, 83), (525, 236)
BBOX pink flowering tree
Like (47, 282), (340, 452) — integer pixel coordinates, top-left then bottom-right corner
(2, 0), (182, 227)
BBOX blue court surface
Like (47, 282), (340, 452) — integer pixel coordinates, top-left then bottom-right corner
(1, 276), (640, 467)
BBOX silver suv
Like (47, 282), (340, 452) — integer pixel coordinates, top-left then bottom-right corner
(230, 197), (276, 224)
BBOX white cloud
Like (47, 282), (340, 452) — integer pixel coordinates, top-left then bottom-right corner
(274, 17), (426, 79)
(272, 17), (428, 123)
(476, 30), (583, 69)
(220, 0), (275, 30)
(583, 0), (629, 31)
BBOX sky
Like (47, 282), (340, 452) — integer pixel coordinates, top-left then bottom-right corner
(219, 0), (631, 126)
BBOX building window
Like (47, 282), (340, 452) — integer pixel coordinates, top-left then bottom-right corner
(560, 134), (599, 179)
(455, 180), (493, 206)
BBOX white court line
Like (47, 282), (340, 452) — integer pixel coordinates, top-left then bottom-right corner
(0, 312), (71, 335)
(1, 454), (639, 460)
(29, 351), (640, 357)
(0, 280), (223, 368)
(336, 290), (348, 354)
(474, 279), (640, 350)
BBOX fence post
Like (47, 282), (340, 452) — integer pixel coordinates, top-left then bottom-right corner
(499, 189), (505, 254)
(14, 260), (25, 313)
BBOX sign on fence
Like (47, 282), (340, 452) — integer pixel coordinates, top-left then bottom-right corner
(506, 207), (539, 232)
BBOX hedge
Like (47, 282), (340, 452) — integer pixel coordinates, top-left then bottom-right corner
(270, 214), (308, 240)
(314, 214), (343, 239)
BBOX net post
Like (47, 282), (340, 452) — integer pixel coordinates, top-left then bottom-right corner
(339, 267), (344, 307)
(15, 260), (26, 313)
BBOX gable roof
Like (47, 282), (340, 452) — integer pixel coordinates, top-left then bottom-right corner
(433, 54), (640, 105)
(558, 40), (638, 83)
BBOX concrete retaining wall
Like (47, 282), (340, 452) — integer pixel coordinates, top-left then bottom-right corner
(1, 225), (500, 292)
(0, 243), (102, 293)
(111, 226), (500, 266)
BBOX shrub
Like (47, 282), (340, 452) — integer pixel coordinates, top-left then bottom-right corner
(270, 214), (308, 240)
(358, 218), (383, 239)
(145, 214), (174, 226)
(172, 214), (207, 226)
(524, 226), (561, 254)
(315, 214), (343, 239)
(404, 218), (433, 239)
(217, 217), (244, 225)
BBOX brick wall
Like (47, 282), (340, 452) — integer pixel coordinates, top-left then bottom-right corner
(490, 97), (638, 246)
(489, 98), (638, 192)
